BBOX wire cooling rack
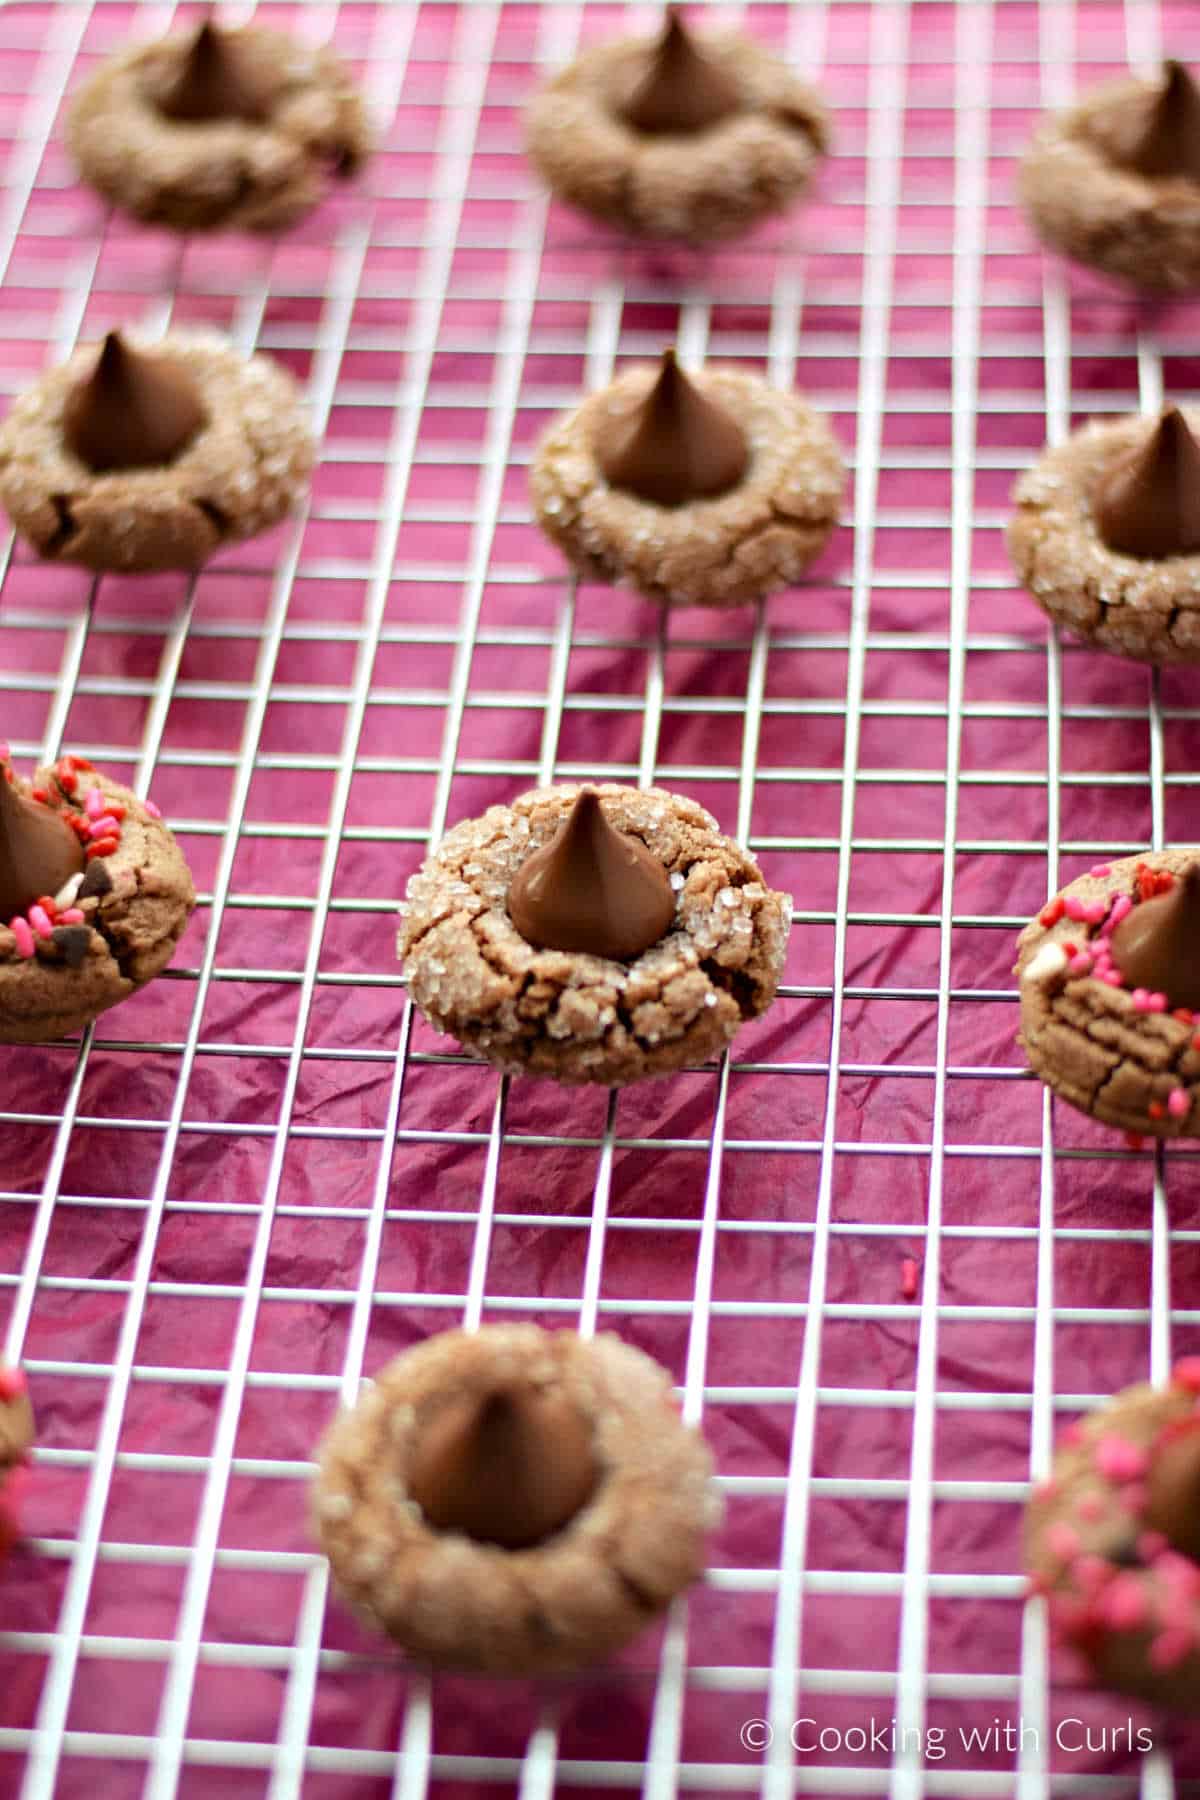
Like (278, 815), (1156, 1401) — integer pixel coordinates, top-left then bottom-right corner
(3, 0), (1200, 1795)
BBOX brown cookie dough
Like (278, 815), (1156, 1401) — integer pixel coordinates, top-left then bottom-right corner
(1026, 1362), (1200, 1710)
(1015, 852), (1200, 1139)
(1018, 67), (1200, 292)
(1007, 411), (1200, 663)
(0, 754), (195, 1043)
(398, 783), (792, 1085)
(0, 332), (315, 573)
(312, 1324), (719, 1675)
(524, 20), (828, 244)
(532, 364), (844, 609)
(0, 1367), (34, 1558)
(66, 20), (371, 234)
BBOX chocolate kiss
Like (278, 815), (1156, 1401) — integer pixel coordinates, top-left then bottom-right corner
(619, 8), (742, 136)
(1121, 60), (1200, 182)
(156, 18), (273, 125)
(406, 1382), (599, 1550)
(63, 333), (206, 475)
(508, 790), (676, 961)
(1110, 863), (1200, 1010)
(1095, 407), (1200, 560)
(1142, 1421), (1200, 1562)
(592, 350), (748, 509)
(0, 773), (84, 922)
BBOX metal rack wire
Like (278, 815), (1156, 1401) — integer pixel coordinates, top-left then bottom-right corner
(1, 0), (1199, 1795)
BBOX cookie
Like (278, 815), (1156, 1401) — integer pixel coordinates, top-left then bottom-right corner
(0, 751), (195, 1043)
(1026, 1362), (1200, 1709)
(531, 351), (844, 609)
(67, 17), (370, 234)
(1018, 61), (1200, 292)
(398, 782), (792, 1085)
(312, 1324), (719, 1675)
(0, 331), (314, 573)
(1007, 406), (1200, 663)
(1015, 851), (1200, 1139)
(525, 9), (828, 244)
(0, 1367), (34, 1560)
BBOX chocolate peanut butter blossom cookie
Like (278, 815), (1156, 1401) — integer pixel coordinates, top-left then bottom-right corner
(0, 750), (194, 1043)
(67, 15), (371, 233)
(399, 783), (791, 1085)
(312, 1324), (719, 1675)
(1008, 406), (1200, 663)
(0, 331), (314, 573)
(1019, 59), (1200, 291)
(1026, 1361), (1200, 1708)
(532, 349), (844, 609)
(1016, 851), (1200, 1139)
(524, 8), (829, 244)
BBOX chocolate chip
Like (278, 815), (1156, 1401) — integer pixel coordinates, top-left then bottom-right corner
(78, 859), (113, 899)
(51, 925), (91, 968)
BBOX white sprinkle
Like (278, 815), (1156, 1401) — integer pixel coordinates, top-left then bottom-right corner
(1024, 941), (1069, 986)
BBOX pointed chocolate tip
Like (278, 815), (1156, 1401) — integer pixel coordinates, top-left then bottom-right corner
(1110, 860), (1200, 1010)
(618, 7), (742, 136)
(592, 350), (748, 509)
(508, 788), (677, 961)
(63, 331), (206, 475)
(1095, 406), (1200, 560)
(156, 15), (273, 125)
(0, 769), (84, 924)
(407, 1380), (599, 1550)
(1120, 58), (1200, 181)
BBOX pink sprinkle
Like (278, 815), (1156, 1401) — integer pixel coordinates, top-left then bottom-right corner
(1102, 893), (1133, 936)
(57, 908), (84, 926)
(901, 1257), (918, 1300)
(1063, 1422), (1085, 1447)
(1064, 895), (1089, 921)
(1120, 1482), (1148, 1515)
(1048, 1522), (1082, 1561)
(145, 800), (162, 819)
(1104, 1573), (1149, 1630)
(84, 786), (105, 818)
(87, 816), (119, 840)
(1075, 1492), (1103, 1521)
(1072, 1554), (1113, 1592)
(1139, 1531), (1169, 1562)
(10, 917), (34, 959)
(27, 905), (52, 940)
(1133, 988), (1168, 1013)
(1100, 968), (1125, 986)
(1090, 864), (1112, 878)
(1174, 1357), (1200, 1393)
(1096, 1435), (1148, 1482)
(1157, 1549), (1200, 1599)
(0, 1366), (26, 1401)
(1067, 952), (1094, 977)
(1169, 1089), (1191, 1120)
(1150, 1627), (1194, 1671)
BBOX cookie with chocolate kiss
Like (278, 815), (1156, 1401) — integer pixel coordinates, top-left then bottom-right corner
(66, 14), (371, 235)
(0, 330), (313, 573)
(313, 1324), (719, 1675)
(1026, 1364), (1200, 1710)
(1016, 850), (1200, 1138)
(399, 783), (792, 1085)
(532, 352), (844, 610)
(1008, 406), (1200, 663)
(1019, 60), (1200, 291)
(0, 753), (195, 1045)
(525, 9), (829, 244)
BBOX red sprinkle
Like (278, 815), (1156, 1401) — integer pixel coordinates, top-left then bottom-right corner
(1149, 1102), (1166, 1120)
(1174, 1009), (1195, 1025)
(35, 895), (57, 919)
(1124, 1132), (1146, 1151)
(30, 787), (48, 804)
(1040, 897), (1065, 927)
(85, 836), (118, 860)
(901, 1257), (918, 1300)
(0, 1367), (26, 1400)
(55, 769), (77, 795)
(1172, 1357), (1200, 1393)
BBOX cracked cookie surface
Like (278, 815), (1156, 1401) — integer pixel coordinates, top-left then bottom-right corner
(398, 783), (791, 1085)
(0, 760), (195, 1043)
(67, 23), (370, 234)
(1018, 77), (1200, 292)
(312, 1324), (719, 1676)
(0, 332), (314, 573)
(1016, 851), (1200, 1137)
(525, 30), (827, 243)
(1007, 412), (1200, 663)
(531, 366), (844, 610)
